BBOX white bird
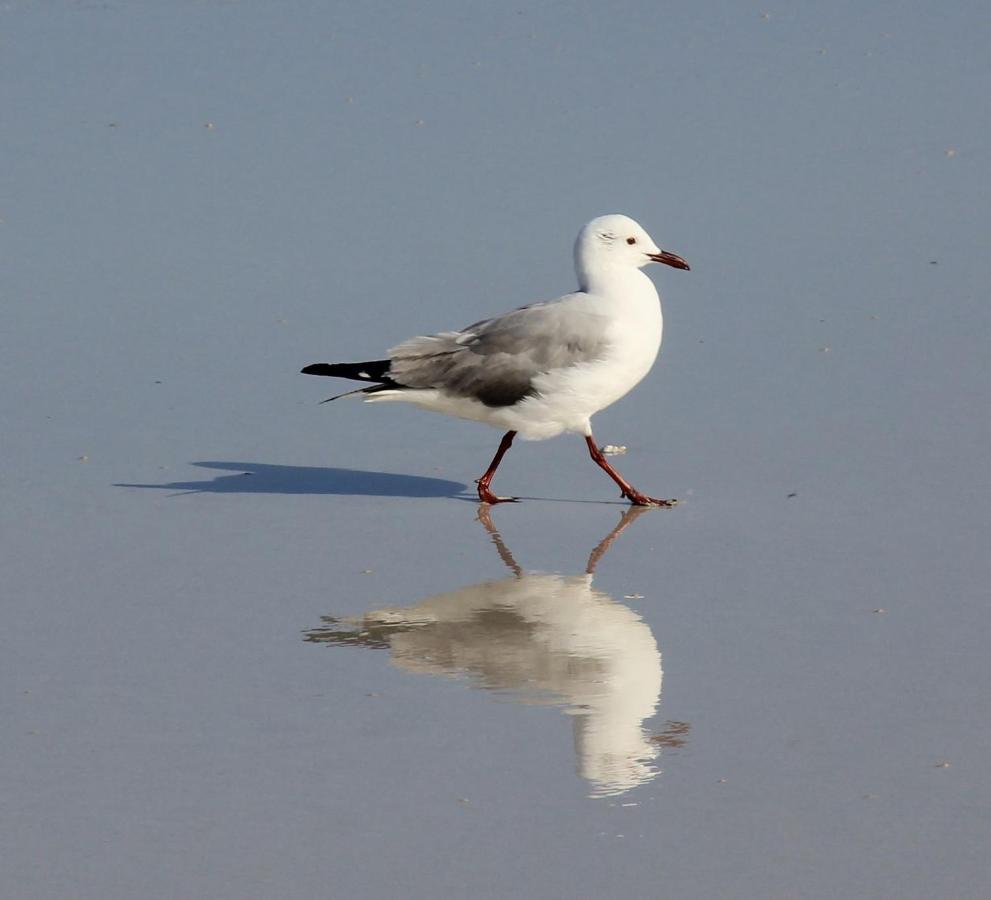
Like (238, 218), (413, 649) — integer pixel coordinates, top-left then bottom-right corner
(302, 214), (689, 505)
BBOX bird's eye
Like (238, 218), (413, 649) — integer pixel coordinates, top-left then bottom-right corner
(626, 237), (637, 245)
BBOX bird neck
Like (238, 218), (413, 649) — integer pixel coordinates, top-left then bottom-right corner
(578, 264), (655, 299)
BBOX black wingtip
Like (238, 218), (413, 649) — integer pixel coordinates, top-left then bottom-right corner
(302, 363), (333, 376)
(300, 360), (393, 382)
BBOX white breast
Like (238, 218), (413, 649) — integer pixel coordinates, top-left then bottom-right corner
(503, 272), (660, 437)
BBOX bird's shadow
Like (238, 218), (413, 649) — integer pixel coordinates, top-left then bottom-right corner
(115, 461), (468, 499)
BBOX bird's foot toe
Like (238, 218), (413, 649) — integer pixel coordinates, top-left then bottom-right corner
(476, 483), (520, 505)
(625, 491), (677, 508)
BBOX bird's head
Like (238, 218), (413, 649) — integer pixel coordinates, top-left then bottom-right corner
(574, 214), (689, 290)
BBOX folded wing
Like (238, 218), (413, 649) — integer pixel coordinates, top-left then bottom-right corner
(388, 299), (609, 407)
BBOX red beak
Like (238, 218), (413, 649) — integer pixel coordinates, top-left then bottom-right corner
(647, 250), (690, 271)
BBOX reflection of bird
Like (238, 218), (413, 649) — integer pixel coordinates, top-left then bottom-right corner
(302, 215), (689, 506)
(306, 507), (688, 798)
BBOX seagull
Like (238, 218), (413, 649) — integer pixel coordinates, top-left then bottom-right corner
(302, 214), (690, 506)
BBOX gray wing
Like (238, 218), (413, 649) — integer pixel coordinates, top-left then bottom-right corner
(386, 296), (609, 407)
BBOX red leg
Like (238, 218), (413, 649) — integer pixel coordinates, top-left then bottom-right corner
(584, 435), (677, 507)
(476, 430), (519, 504)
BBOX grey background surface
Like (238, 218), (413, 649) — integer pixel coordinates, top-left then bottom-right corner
(3, 2), (989, 898)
